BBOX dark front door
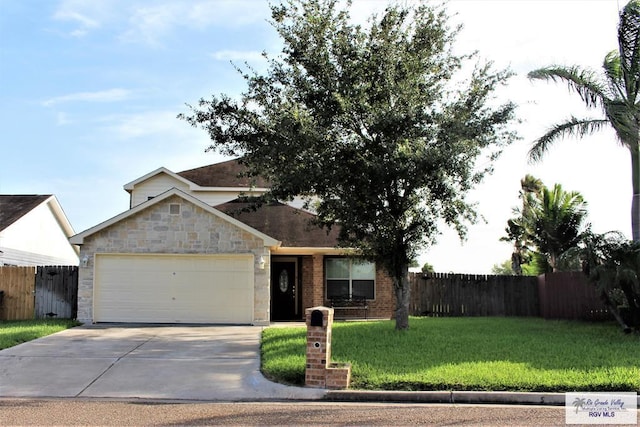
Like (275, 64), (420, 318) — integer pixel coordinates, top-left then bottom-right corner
(271, 260), (297, 321)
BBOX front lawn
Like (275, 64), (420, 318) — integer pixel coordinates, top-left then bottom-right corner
(261, 317), (640, 392)
(0, 319), (80, 350)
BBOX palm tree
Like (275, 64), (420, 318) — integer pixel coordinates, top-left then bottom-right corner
(501, 175), (542, 274)
(526, 184), (589, 272)
(503, 178), (589, 273)
(520, 174), (543, 197)
(528, 0), (640, 241)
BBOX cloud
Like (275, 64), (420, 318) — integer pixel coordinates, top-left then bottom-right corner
(92, 110), (219, 186)
(42, 89), (131, 107)
(119, 4), (179, 47)
(56, 112), (72, 126)
(52, 0), (106, 37)
(51, 1), (271, 46)
(210, 50), (265, 62)
(98, 110), (208, 144)
(103, 111), (182, 139)
(119, 1), (270, 47)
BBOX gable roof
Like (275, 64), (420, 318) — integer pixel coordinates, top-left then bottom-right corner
(122, 167), (195, 193)
(70, 188), (280, 247)
(123, 159), (270, 193)
(177, 158), (270, 188)
(0, 195), (53, 232)
(215, 199), (340, 248)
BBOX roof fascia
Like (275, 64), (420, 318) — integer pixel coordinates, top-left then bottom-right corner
(40, 196), (80, 256)
(122, 167), (201, 193)
(191, 186), (270, 193)
(271, 247), (354, 256)
(43, 196), (75, 237)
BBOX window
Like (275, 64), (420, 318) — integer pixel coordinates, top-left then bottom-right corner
(169, 204), (181, 215)
(326, 258), (375, 299)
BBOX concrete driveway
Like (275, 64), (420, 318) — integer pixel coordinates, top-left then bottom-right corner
(0, 324), (326, 401)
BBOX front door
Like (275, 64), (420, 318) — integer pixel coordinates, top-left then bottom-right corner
(271, 260), (297, 321)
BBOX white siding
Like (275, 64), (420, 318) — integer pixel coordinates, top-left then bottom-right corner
(190, 191), (264, 207)
(129, 172), (272, 208)
(0, 202), (78, 266)
(129, 173), (191, 207)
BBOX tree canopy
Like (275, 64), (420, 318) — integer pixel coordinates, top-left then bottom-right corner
(180, 0), (517, 329)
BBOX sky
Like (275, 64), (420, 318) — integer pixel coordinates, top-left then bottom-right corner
(0, 0), (630, 273)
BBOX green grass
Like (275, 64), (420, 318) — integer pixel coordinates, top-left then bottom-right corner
(0, 319), (80, 350)
(261, 317), (640, 392)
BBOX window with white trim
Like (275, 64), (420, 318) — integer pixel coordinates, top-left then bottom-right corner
(325, 258), (375, 299)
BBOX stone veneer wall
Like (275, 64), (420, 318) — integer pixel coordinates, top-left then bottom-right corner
(77, 195), (271, 324)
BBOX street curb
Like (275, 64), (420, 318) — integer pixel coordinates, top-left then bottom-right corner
(325, 390), (567, 406)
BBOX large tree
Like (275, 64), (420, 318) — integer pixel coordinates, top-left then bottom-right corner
(528, 0), (640, 241)
(180, 0), (517, 329)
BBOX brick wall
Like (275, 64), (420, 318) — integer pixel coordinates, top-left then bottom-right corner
(301, 256), (313, 314)
(305, 306), (350, 389)
(301, 255), (395, 320)
(366, 267), (395, 319)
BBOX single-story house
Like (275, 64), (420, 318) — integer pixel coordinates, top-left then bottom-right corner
(0, 195), (79, 266)
(70, 159), (395, 325)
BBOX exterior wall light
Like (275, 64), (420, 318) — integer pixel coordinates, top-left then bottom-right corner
(258, 255), (266, 270)
(81, 255), (90, 268)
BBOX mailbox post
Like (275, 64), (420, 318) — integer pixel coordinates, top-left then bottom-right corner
(305, 306), (351, 389)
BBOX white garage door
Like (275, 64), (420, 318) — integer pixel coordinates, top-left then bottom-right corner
(94, 254), (254, 324)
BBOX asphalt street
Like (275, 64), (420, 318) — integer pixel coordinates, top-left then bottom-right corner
(0, 400), (576, 426)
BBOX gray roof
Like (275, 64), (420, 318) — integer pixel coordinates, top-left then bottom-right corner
(0, 195), (51, 232)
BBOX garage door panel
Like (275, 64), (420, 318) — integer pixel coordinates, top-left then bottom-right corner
(94, 254), (254, 324)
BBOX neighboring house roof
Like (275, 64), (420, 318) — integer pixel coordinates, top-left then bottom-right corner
(0, 195), (51, 232)
(0, 194), (79, 265)
(177, 158), (270, 188)
(70, 188), (280, 247)
(215, 199), (340, 248)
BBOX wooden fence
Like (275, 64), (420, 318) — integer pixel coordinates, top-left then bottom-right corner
(538, 271), (609, 321)
(0, 266), (78, 320)
(410, 271), (610, 320)
(0, 266), (36, 320)
(35, 266), (78, 319)
(410, 273), (539, 317)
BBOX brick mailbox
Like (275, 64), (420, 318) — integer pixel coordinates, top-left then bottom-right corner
(305, 306), (351, 389)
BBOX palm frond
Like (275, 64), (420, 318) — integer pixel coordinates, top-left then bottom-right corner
(618, 0), (640, 102)
(527, 66), (607, 109)
(603, 50), (627, 99)
(604, 100), (639, 147)
(528, 117), (610, 163)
